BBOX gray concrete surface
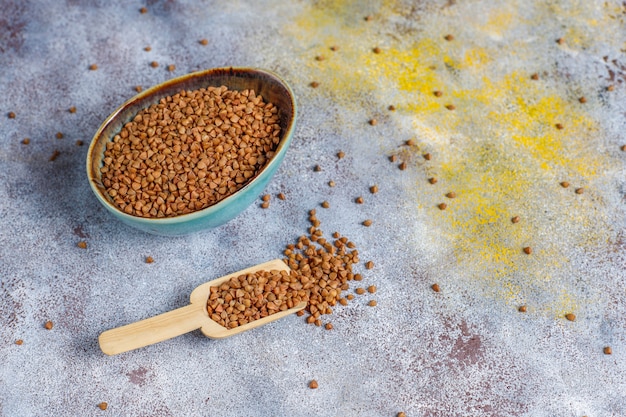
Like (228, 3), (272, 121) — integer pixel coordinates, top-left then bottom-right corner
(1, 1), (626, 416)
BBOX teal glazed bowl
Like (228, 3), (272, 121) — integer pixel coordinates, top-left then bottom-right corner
(86, 67), (297, 236)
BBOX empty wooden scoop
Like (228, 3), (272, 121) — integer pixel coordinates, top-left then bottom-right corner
(99, 259), (306, 355)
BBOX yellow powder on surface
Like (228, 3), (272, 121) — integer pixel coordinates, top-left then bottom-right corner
(284, 0), (621, 315)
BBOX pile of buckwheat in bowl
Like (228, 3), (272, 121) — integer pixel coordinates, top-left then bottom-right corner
(86, 67), (297, 236)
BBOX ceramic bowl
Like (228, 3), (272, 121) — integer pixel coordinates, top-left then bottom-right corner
(86, 67), (297, 236)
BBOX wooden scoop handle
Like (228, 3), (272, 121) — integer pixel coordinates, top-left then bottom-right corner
(99, 304), (206, 356)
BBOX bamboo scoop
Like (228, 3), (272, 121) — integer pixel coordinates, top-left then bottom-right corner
(99, 259), (306, 355)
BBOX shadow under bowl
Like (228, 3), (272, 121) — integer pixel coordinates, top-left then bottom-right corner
(86, 67), (297, 236)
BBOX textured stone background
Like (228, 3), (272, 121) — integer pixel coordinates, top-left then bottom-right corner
(1, 1), (626, 416)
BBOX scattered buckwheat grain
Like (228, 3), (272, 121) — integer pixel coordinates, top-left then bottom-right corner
(282, 214), (362, 327)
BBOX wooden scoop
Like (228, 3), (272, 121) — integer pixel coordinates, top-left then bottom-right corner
(99, 259), (306, 355)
